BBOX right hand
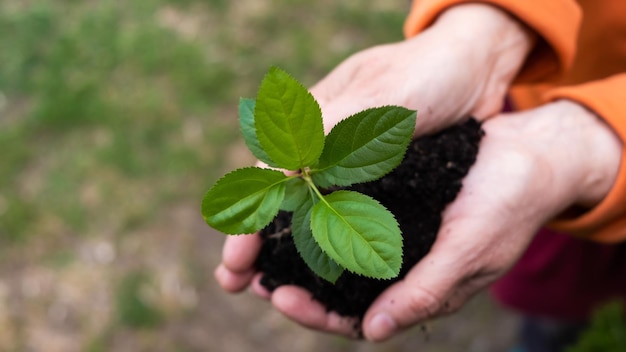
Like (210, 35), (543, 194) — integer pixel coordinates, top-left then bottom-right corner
(216, 100), (623, 340)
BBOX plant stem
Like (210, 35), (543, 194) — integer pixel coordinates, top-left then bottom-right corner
(301, 171), (325, 202)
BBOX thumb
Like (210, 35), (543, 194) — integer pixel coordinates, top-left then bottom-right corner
(360, 213), (499, 342)
(361, 251), (462, 342)
(361, 199), (525, 342)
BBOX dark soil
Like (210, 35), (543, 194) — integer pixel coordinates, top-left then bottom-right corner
(256, 118), (484, 322)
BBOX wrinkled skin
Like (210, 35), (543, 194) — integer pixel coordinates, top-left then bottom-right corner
(215, 3), (623, 342)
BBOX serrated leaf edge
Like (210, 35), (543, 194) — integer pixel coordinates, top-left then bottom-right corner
(310, 190), (403, 279)
(201, 167), (289, 234)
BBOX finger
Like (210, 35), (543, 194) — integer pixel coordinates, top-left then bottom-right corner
(222, 233), (262, 273)
(361, 210), (488, 341)
(361, 193), (518, 342)
(217, 234), (263, 293)
(361, 250), (462, 342)
(214, 263), (256, 293)
(251, 272), (272, 300)
(271, 285), (360, 338)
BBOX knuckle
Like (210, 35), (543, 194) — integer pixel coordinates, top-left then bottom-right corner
(404, 286), (446, 321)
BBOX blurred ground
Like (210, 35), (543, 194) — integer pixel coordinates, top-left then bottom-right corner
(0, 0), (519, 350)
(1, 202), (519, 352)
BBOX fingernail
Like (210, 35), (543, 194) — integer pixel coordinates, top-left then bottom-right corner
(367, 313), (397, 341)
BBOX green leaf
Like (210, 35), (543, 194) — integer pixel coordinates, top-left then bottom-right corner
(291, 194), (344, 283)
(254, 67), (325, 170)
(311, 190), (402, 279)
(280, 177), (309, 211)
(312, 106), (416, 187)
(202, 167), (287, 234)
(238, 98), (278, 167)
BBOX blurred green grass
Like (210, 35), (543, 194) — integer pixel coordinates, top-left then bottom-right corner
(0, 0), (409, 350)
(0, 0), (240, 242)
(567, 301), (626, 352)
(0, 0), (406, 243)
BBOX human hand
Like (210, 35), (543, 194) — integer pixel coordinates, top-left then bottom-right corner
(358, 100), (622, 341)
(309, 3), (535, 135)
(214, 2), (583, 341)
(214, 1), (534, 297)
(216, 100), (622, 341)
(215, 1), (536, 338)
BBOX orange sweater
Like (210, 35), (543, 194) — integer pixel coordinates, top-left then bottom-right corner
(404, 0), (626, 242)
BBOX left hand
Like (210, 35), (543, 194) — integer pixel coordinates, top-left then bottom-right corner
(308, 3), (535, 136)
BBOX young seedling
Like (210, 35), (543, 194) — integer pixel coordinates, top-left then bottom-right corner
(202, 67), (416, 283)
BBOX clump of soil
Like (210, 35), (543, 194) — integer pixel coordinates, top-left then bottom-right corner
(256, 119), (483, 321)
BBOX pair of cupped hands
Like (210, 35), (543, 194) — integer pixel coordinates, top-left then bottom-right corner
(215, 4), (622, 342)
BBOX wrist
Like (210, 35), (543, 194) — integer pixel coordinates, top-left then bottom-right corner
(559, 101), (623, 208)
(502, 101), (622, 209)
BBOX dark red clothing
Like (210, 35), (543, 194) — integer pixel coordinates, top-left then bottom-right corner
(491, 228), (626, 320)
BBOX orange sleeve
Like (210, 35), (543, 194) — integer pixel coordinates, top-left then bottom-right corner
(403, 0), (581, 83)
(543, 74), (626, 243)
